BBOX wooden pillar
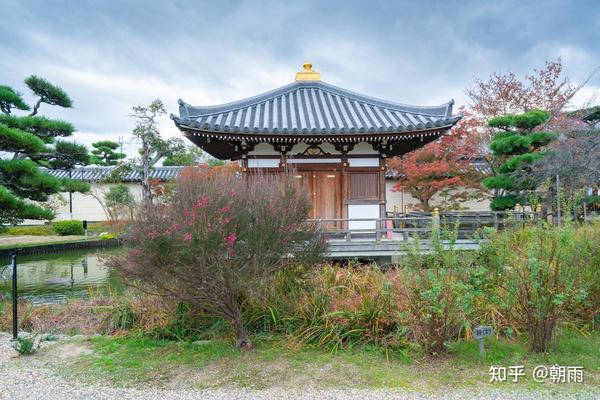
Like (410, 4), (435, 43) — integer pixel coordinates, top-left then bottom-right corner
(279, 148), (287, 184)
(341, 150), (348, 221)
(312, 170), (317, 219)
(241, 156), (248, 182)
(339, 150), (349, 232)
(378, 155), (386, 219)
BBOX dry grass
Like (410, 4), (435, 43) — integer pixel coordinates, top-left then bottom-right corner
(0, 294), (179, 336)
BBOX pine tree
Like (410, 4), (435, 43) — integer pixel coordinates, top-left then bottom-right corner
(162, 144), (205, 166)
(90, 140), (126, 166)
(483, 110), (557, 210)
(0, 75), (89, 225)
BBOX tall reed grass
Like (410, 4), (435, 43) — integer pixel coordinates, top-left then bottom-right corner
(2, 222), (598, 355)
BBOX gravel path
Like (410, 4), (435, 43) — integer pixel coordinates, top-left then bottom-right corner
(0, 334), (598, 400)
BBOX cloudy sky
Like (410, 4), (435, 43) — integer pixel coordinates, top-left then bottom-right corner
(1, 0), (599, 157)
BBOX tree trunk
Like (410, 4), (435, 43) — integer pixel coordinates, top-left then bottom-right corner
(231, 315), (252, 350)
(29, 98), (42, 116)
(141, 139), (153, 204)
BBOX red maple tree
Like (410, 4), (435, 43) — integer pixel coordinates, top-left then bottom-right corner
(388, 59), (595, 212)
(388, 122), (485, 211)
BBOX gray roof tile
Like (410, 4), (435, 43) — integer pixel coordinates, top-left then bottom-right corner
(173, 81), (459, 135)
(41, 166), (184, 182)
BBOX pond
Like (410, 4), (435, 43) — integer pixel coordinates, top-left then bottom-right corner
(0, 248), (124, 305)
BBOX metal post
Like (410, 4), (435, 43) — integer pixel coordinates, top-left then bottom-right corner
(478, 338), (485, 364)
(432, 208), (440, 228)
(556, 174), (561, 227)
(11, 255), (17, 340)
(69, 170), (73, 220)
(400, 156), (404, 213)
(432, 208), (440, 241)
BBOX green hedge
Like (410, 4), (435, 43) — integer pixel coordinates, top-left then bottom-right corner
(3, 225), (53, 236)
(52, 220), (84, 236)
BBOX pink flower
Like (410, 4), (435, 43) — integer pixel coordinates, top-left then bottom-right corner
(225, 232), (237, 246)
(193, 194), (208, 209)
(170, 223), (181, 232)
(220, 205), (231, 213)
(230, 189), (237, 198)
(183, 232), (193, 242)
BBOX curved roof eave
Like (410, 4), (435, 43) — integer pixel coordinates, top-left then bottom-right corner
(175, 117), (461, 138)
(173, 80), (460, 136)
(178, 81), (454, 118)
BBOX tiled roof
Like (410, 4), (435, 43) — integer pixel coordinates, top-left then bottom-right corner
(583, 106), (600, 122)
(173, 81), (460, 136)
(41, 166), (184, 182)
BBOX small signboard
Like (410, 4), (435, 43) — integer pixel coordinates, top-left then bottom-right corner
(473, 325), (493, 340)
(474, 325), (493, 362)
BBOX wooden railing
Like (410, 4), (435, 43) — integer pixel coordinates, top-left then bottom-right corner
(308, 211), (540, 243)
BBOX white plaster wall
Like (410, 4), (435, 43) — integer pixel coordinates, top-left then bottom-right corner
(318, 142), (341, 155)
(248, 142), (278, 156)
(51, 183), (143, 222)
(348, 158), (379, 167)
(385, 181), (491, 212)
(288, 142), (341, 155)
(289, 142), (308, 155)
(348, 142), (377, 155)
(247, 159), (280, 168)
(347, 204), (379, 230)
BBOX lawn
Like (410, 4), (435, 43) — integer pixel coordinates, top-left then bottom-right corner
(0, 222), (112, 249)
(54, 330), (600, 393)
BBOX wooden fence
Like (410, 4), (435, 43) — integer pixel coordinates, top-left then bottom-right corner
(308, 210), (543, 243)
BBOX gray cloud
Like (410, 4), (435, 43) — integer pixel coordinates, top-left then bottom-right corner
(1, 0), (598, 156)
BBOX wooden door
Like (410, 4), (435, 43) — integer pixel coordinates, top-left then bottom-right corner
(293, 172), (314, 215)
(292, 170), (341, 224)
(314, 171), (341, 222)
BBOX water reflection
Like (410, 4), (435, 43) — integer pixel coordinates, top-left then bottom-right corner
(0, 248), (124, 304)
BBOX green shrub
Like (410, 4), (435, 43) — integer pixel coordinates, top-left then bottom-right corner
(98, 232), (117, 240)
(485, 224), (591, 352)
(52, 220), (84, 236)
(4, 225), (53, 236)
(13, 335), (38, 355)
(568, 223), (600, 330)
(395, 229), (479, 354)
(105, 301), (139, 332)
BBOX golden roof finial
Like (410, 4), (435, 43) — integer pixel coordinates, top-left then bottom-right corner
(295, 63), (321, 81)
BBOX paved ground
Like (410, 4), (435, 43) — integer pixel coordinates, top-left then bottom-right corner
(0, 235), (86, 246)
(0, 334), (598, 400)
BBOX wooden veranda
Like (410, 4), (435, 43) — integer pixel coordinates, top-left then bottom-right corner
(314, 210), (542, 261)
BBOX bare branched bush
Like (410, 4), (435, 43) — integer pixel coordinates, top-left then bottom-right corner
(107, 168), (324, 349)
